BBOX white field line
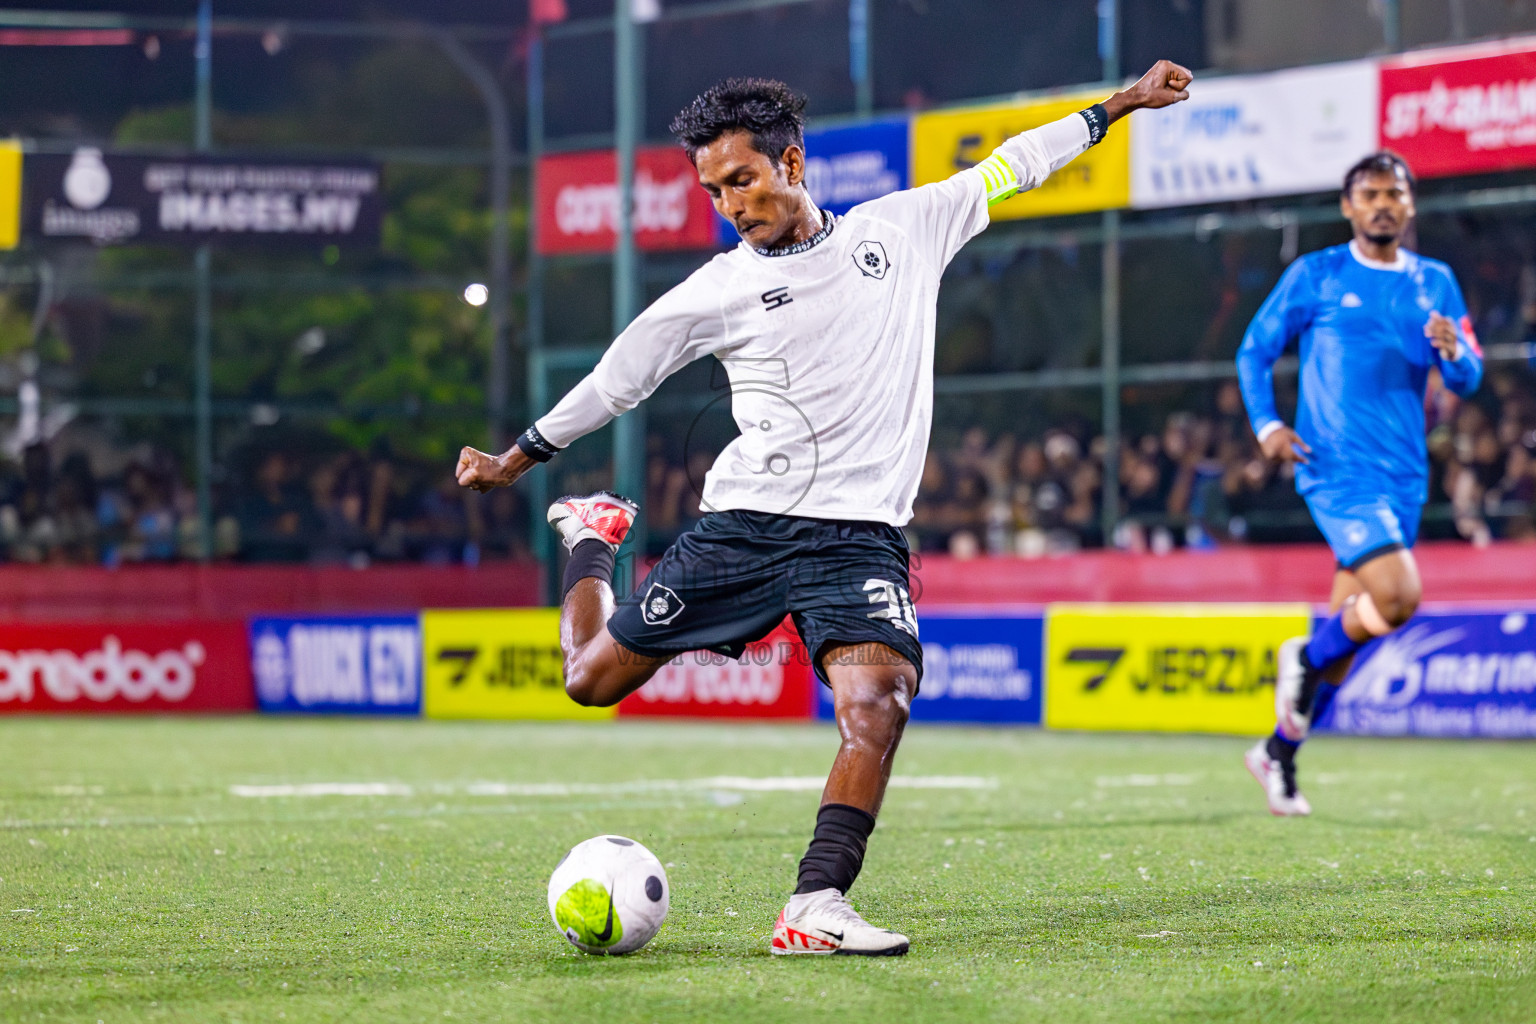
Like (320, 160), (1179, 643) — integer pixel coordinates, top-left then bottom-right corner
(230, 775), (997, 799)
(1094, 773), (1201, 788)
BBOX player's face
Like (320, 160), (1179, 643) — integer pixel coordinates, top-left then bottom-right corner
(692, 130), (807, 249)
(1341, 169), (1415, 245)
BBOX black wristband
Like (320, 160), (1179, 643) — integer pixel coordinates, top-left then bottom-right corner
(515, 424), (561, 463)
(1079, 103), (1109, 146)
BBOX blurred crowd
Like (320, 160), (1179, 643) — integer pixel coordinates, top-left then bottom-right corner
(905, 373), (1536, 558)
(0, 439), (531, 566)
(3, 369), (1533, 566)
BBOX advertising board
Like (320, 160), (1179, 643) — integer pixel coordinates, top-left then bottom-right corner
(421, 608), (613, 721)
(536, 146), (717, 255)
(1381, 40), (1536, 178)
(0, 621), (252, 713)
(1324, 608), (1536, 738)
(816, 612), (1043, 724)
(0, 140), (19, 249)
(912, 92), (1130, 219)
(1132, 61), (1378, 208)
(22, 149), (382, 247)
(1043, 604), (1309, 734)
(619, 621), (814, 719)
(250, 615), (420, 715)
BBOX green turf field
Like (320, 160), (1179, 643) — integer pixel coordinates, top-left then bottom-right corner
(2, 718), (1532, 1023)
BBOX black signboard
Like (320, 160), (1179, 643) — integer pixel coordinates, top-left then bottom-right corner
(23, 148), (382, 247)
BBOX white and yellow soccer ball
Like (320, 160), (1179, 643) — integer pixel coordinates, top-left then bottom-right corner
(547, 835), (669, 955)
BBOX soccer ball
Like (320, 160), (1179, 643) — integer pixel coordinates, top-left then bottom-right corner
(547, 835), (669, 955)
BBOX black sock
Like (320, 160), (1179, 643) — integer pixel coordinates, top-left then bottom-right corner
(561, 539), (615, 600)
(795, 803), (876, 896)
(1267, 733), (1299, 761)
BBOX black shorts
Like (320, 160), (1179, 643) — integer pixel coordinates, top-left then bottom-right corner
(607, 510), (923, 687)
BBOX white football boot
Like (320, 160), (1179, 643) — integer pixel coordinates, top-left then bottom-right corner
(770, 888), (910, 957)
(1274, 635), (1319, 742)
(1245, 739), (1312, 817)
(546, 491), (638, 552)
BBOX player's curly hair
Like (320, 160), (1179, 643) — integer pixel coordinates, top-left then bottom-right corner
(1342, 151), (1416, 197)
(669, 77), (807, 165)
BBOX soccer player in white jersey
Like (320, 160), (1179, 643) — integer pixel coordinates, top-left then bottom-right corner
(458, 62), (1192, 956)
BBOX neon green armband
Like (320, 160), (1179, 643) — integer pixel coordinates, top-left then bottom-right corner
(975, 152), (1021, 207)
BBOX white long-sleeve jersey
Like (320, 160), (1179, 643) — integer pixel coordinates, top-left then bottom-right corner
(535, 111), (1094, 526)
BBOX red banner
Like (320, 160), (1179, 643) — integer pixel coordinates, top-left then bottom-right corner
(618, 622), (816, 719)
(535, 147), (718, 255)
(1381, 40), (1536, 178)
(0, 622), (253, 713)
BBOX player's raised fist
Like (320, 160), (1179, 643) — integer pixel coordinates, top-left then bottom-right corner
(1101, 60), (1193, 124)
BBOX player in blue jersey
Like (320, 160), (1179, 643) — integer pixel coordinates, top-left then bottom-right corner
(1236, 152), (1483, 816)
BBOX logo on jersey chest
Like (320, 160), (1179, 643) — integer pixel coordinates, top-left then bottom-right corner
(641, 583), (686, 626)
(761, 286), (793, 311)
(853, 240), (889, 280)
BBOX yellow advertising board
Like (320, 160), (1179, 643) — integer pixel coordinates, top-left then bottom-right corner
(0, 141), (21, 250)
(912, 93), (1130, 219)
(422, 608), (614, 721)
(1044, 604), (1310, 734)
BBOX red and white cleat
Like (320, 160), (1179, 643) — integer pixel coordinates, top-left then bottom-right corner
(1274, 636), (1318, 742)
(546, 492), (638, 553)
(770, 888), (909, 957)
(1245, 740), (1311, 817)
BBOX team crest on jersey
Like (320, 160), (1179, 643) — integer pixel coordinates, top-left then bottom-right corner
(641, 583), (686, 626)
(853, 240), (889, 280)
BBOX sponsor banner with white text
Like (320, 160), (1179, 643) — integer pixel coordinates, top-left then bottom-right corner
(816, 612), (1043, 724)
(1132, 61), (1378, 208)
(535, 146), (717, 255)
(619, 621), (815, 719)
(250, 615), (421, 715)
(22, 149), (381, 247)
(1322, 608), (1536, 738)
(1381, 39), (1536, 178)
(0, 622), (253, 713)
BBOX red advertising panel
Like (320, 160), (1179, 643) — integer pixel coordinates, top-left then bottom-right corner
(0, 622), (253, 713)
(618, 622), (815, 719)
(535, 146), (717, 255)
(1381, 40), (1536, 178)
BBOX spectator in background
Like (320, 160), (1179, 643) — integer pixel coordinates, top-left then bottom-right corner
(236, 452), (310, 562)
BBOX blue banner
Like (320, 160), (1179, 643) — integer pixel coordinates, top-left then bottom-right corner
(715, 118), (910, 246)
(817, 612), (1042, 724)
(251, 615), (421, 715)
(1321, 609), (1536, 738)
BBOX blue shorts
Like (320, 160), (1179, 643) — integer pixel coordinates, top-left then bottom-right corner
(607, 510), (923, 686)
(1303, 488), (1421, 571)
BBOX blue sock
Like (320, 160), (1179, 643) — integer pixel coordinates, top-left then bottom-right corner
(1310, 680), (1341, 730)
(1304, 610), (1362, 671)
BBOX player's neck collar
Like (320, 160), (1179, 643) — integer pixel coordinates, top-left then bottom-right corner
(752, 209), (833, 257)
(1349, 239), (1409, 272)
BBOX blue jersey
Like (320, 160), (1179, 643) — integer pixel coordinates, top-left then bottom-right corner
(1236, 242), (1483, 504)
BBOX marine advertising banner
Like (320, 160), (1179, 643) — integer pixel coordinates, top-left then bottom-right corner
(715, 118), (910, 245)
(1044, 604), (1310, 734)
(1381, 40), (1536, 178)
(1323, 608), (1536, 738)
(0, 621), (253, 713)
(250, 615), (421, 715)
(912, 92), (1131, 219)
(619, 621), (815, 719)
(814, 612), (1043, 725)
(1131, 61), (1378, 208)
(22, 149), (382, 247)
(421, 608), (614, 721)
(536, 146), (717, 255)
